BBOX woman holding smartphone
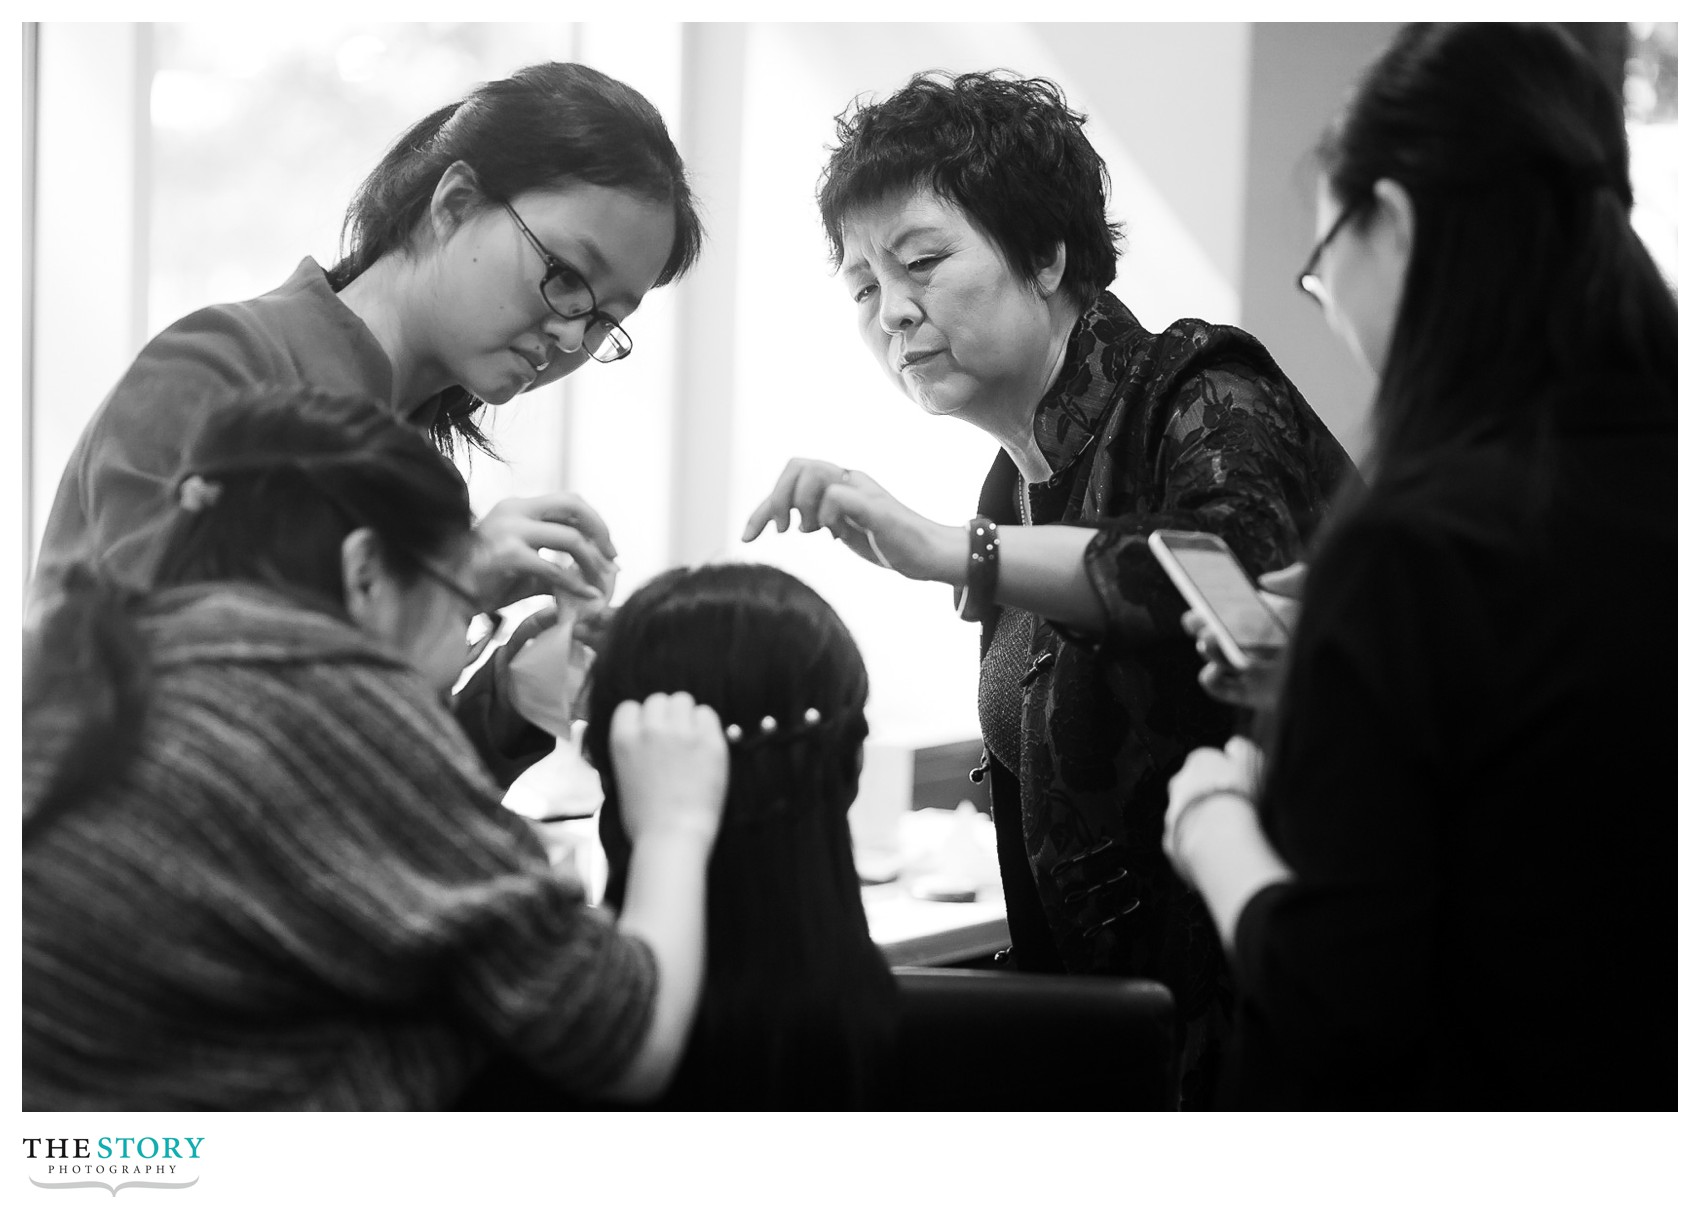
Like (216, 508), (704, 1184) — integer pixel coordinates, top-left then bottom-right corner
(1164, 23), (1676, 1109)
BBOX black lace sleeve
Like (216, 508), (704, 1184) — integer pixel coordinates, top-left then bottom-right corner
(1078, 332), (1355, 653)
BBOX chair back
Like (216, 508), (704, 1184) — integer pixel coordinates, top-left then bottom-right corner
(887, 967), (1177, 1110)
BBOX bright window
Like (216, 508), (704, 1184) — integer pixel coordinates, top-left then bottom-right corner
(1625, 22), (1678, 288)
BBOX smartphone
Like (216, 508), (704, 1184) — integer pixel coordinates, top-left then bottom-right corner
(1148, 530), (1288, 670)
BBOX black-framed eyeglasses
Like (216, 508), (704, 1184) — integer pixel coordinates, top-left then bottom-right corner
(501, 201), (634, 364)
(411, 559), (505, 665)
(1295, 203), (1361, 303)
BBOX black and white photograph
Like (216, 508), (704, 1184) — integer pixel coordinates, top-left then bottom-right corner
(10, 15), (1688, 1209)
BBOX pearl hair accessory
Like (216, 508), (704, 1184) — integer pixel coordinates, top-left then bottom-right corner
(722, 707), (830, 747)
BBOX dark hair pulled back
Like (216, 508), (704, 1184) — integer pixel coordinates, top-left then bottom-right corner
(328, 61), (705, 455)
(582, 563), (895, 1108)
(1318, 23), (1675, 481)
(24, 385), (473, 835)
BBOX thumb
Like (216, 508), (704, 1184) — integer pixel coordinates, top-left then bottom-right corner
(1259, 562), (1308, 597)
(1224, 735), (1264, 783)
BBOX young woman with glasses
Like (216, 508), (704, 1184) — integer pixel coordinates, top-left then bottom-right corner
(24, 385), (729, 1110)
(1165, 23), (1676, 1109)
(33, 61), (705, 787)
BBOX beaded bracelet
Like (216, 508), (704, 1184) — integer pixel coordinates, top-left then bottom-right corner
(952, 516), (1000, 622)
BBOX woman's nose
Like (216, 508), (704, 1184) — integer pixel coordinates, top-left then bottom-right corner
(879, 285), (921, 336)
(543, 311), (591, 354)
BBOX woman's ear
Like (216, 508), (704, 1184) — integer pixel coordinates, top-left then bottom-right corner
(1035, 240), (1068, 298)
(426, 160), (484, 245)
(340, 527), (387, 629)
(1372, 178), (1416, 258)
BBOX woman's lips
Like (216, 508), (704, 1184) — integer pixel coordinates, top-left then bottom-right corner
(900, 350), (943, 372)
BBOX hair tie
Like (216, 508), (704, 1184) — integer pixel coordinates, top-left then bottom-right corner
(177, 475), (223, 512)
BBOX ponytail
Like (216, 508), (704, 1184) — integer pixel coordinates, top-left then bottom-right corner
(23, 565), (150, 838)
(1318, 24), (1676, 491)
(24, 385), (475, 835)
(327, 63), (704, 458)
(325, 102), (461, 295)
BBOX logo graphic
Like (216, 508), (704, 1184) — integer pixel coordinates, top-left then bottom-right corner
(30, 1176), (200, 1197)
(22, 1137), (204, 1198)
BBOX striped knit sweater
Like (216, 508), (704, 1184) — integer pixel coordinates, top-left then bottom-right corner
(22, 583), (656, 1110)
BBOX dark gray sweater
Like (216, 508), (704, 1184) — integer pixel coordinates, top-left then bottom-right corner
(23, 583), (654, 1110)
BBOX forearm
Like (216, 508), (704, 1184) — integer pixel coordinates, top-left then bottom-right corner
(923, 521), (1106, 631)
(1173, 792), (1293, 951)
(596, 829), (714, 1103)
(990, 525), (1106, 630)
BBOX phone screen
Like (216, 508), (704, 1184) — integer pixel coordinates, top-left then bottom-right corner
(1159, 537), (1287, 651)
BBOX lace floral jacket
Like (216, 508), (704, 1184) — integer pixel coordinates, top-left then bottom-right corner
(976, 291), (1357, 1024)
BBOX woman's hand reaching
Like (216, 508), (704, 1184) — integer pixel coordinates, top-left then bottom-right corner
(502, 593), (604, 738)
(598, 691), (728, 1105)
(1162, 736), (1290, 947)
(470, 491), (620, 609)
(471, 492), (618, 738)
(741, 458), (958, 582)
(609, 692), (728, 849)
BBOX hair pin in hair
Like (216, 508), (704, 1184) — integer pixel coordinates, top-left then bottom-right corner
(177, 475), (223, 512)
(724, 707), (828, 747)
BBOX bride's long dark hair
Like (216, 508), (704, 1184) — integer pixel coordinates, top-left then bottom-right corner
(583, 562), (896, 1110)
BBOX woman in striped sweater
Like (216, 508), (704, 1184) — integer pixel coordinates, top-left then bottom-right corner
(23, 384), (726, 1110)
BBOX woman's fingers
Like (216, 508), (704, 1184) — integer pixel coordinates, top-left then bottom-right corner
(609, 691), (729, 846)
(742, 459), (811, 540)
(1166, 745), (1238, 815)
(741, 458), (846, 542)
(497, 518), (618, 592)
(1259, 561), (1308, 598)
(487, 492), (618, 560)
(472, 526), (614, 605)
(741, 459), (933, 576)
(1197, 661), (1249, 708)
(474, 493), (621, 606)
(570, 603), (614, 652)
(505, 549), (602, 604)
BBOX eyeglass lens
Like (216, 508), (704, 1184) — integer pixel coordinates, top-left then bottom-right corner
(540, 273), (631, 363)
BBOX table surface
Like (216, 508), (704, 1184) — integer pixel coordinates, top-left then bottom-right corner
(862, 880), (1009, 967)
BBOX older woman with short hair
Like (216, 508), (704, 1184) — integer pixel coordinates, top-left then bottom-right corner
(744, 70), (1356, 1101)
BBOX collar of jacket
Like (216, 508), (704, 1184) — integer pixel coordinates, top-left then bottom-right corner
(1028, 290), (1150, 485)
(141, 582), (411, 673)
